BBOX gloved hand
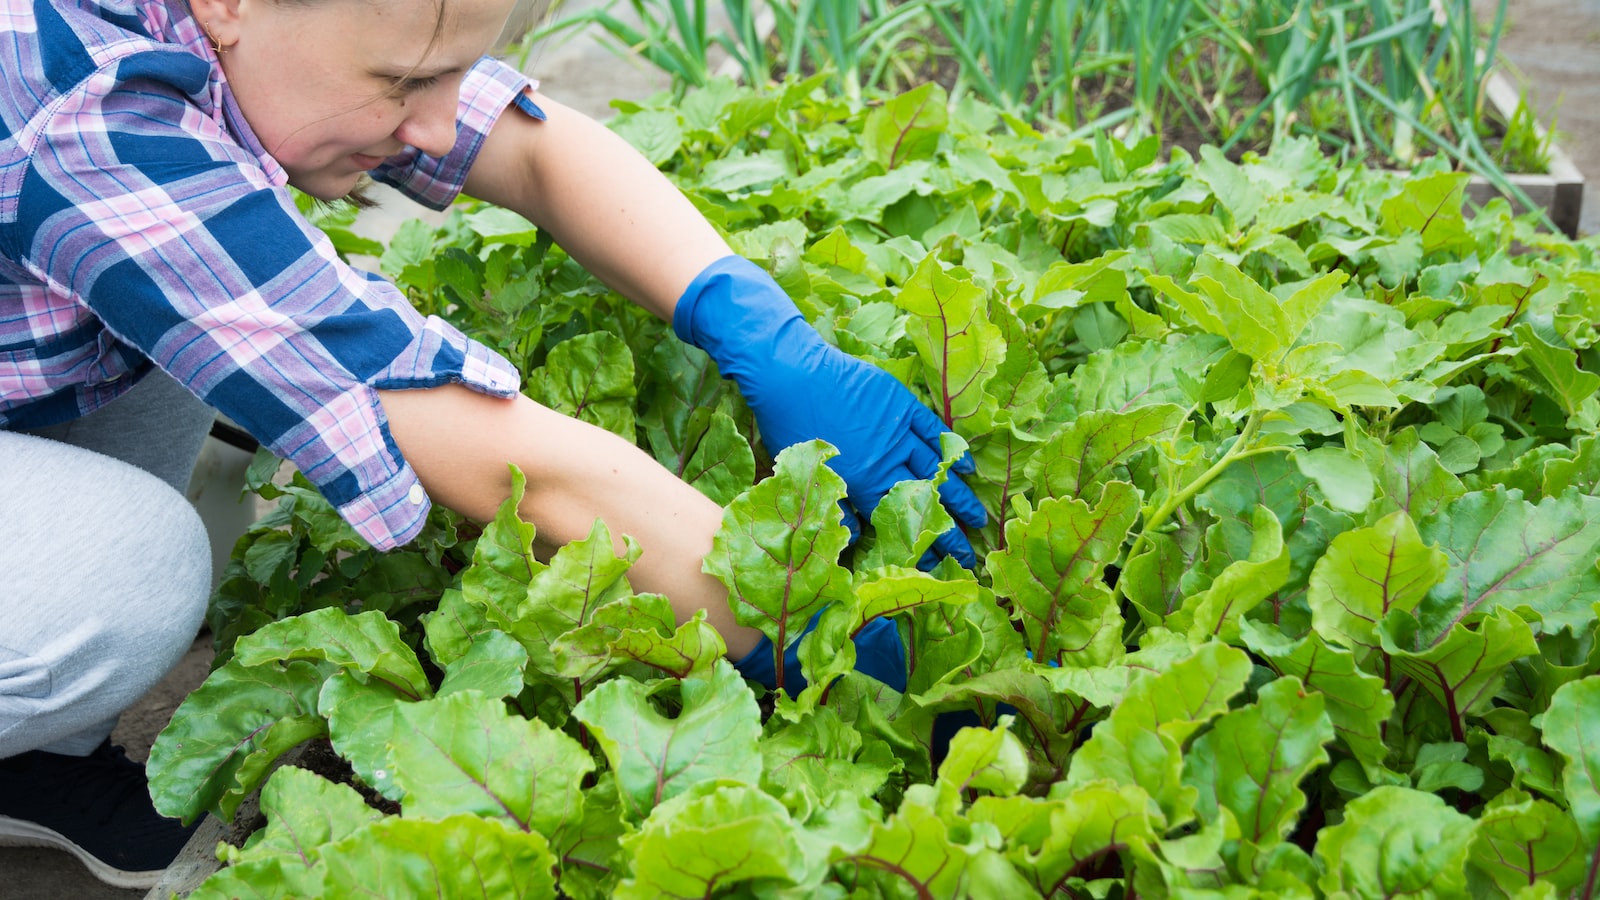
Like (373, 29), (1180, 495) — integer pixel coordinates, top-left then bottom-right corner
(673, 255), (988, 567)
(733, 611), (905, 695)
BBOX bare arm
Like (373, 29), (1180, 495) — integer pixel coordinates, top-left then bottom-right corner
(377, 384), (762, 659)
(461, 92), (730, 321)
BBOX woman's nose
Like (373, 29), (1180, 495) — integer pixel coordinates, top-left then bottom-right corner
(394, 90), (458, 158)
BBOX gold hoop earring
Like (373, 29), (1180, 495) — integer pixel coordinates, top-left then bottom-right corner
(204, 20), (228, 54)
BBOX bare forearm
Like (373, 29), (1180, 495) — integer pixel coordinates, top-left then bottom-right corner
(377, 384), (760, 658)
(463, 93), (732, 320)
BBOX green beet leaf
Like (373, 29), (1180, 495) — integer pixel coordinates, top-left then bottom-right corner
(986, 481), (1138, 667)
(896, 254), (1005, 431)
(935, 717), (1030, 801)
(423, 587), (492, 670)
(437, 628), (530, 699)
(761, 707), (898, 802)
(317, 814), (557, 898)
(1467, 790), (1591, 898)
(318, 670), (406, 801)
(1183, 677), (1333, 872)
(1313, 785), (1475, 899)
(1065, 642), (1252, 826)
(1025, 405), (1187, 505)
(459, 466), (544, 630)
(387, 690), (592, 838)
(833, 787), (1021, 898)
(858, 434), (965, 570)
(794, 564), (982, 710)
(1379, 171), (1472, 254)
(1543, 676), (1600, 844)
(1307, 509), (1447, 654)
(1380, 607), (1537, 744)
(1362, 427), (1465, 523)
(863, 83), (947, 171)
(705, 440), (853, 690)
(617, 783), (808, 898)
(1241, 621), (1395, 771)
(514, 518), (642, 681)
(525, 331), (637, 439)
(232, 606), (432, 701)
(1415, 487), (1600, 641)
(984, 781), (1157, 899)
(573, 659), (762, 821)
(1169, 504), (1290, 645)
(187, 857), (321, 900)
(148, 658), (328, 823)
(222, 765), (380, 868)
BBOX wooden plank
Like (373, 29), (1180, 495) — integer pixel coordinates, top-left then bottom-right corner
(143, 816), (226, 900)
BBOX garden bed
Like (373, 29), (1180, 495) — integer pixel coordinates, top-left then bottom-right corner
(142, 78), (1600, 898)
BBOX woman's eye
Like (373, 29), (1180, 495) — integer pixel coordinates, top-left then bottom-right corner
(397, 75), (441, 93)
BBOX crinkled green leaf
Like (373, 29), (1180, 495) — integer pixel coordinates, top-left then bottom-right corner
(387, 690), (592, 838)
(896, 254), (1006, 429)
(859, 437), (964, 570)
(1184, 677), (1333, 856)
(148, 658), (327, 823)
(437, 628), (529, 699)
(1363, 427), (1466, 522)
(318, 814), (557, 898)
(1294, 446), (1375, 514)
(1379, 171), (1471, 254)
(606, 607), (728, 680)
(796, 565), (981, 707)
(1313, 786), (1474, 899)
(1380, 607), (1538, 741)
(1025, 405), (1186, 504)
(1241, 621), (1394, 770)
(936, 718), (1030, 799)
(980, 781), (1157, 899)
(1308, 509), (1447, 653)
(233, 607), (431, 700)
(833, 788), (997, 897)
(1467, 790), (1591, 898)
(459, 466), (544, 626)
(527, 331), (637, 438)
(761, 707), (897, 802)
(706, 440), (853, 690)
(510, 519), (641, 679)
(1416, 487), (1600, 640)
(318, 670), (406, 801)
(986, 481), (1138, 668)
(1543, 676), (1600, 843)
(573, 659), (762, 820)
(1065, 642), (1253, 825)
(222, 765), (380, 868)
(1170, 505), (1290, 644)
(863, 83), (947, 170)
(1512, 322), (1600, 418)
(617, 783), (808, 899)
(187, 857), (319, 900)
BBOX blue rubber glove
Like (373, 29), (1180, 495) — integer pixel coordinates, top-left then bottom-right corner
(733, 612), (906, 695)
(673, 256), (988, 567)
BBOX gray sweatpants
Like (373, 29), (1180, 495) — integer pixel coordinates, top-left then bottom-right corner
(0, 370), (215, 757)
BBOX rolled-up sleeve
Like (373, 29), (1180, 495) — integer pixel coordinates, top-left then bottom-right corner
(12, 66), (521, 550)
(372, 56), (546, 210)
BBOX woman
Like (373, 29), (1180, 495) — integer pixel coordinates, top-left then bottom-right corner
(0, 0), (984, 886)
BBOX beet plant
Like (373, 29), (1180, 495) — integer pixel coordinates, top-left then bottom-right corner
(149, 77), (1600, 898)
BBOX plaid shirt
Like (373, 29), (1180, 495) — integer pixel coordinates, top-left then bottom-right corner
(1, 0), (544, 549)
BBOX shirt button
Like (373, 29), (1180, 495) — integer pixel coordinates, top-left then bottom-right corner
(408, 484), (426, 505)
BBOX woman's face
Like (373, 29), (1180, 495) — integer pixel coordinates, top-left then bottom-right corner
(215, 0), (515, 199)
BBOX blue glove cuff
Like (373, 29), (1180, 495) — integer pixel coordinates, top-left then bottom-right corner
(733, 614), (907, 696)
